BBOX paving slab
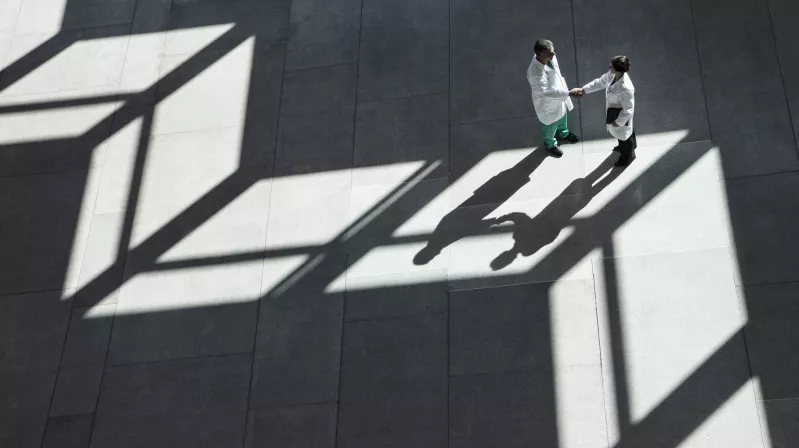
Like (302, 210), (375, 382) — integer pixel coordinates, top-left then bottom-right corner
(0, 290), (71, 370)
(109, 299), (259, 365)
(277, 64), (357, 164)
(692, 0), (799, 178)
(73, 213), (125, 306)
(725, 171), (799, 286)
(583, 140), (730, 257)
(354, 94), (449, 186)
(741, 282), (799, 400)
(285, 0), (361, 71)
(358, 0), (447, 102)
(0, 26), (129, 97)
(763, 399), (799, 448)
(450, 279), (598, 376)
(260, 252), (346, 324)
(250, 319), (342, 408)
(266, 159), (352, 249)
(769, 0), (799, 146)
(449, 371), (558, 448)
(0, 86), (120, 176)
(345, 270), (448, 321)
(164, 0), (290, 56)
(338, 314), (447, 448)
(50, 305), (115, 416)
(118, 0), (172, 103)
(154, 41), (284, 136)
(594, 248), (762, 447)
(0, 0), (22, 34)
(42, 414), (93, 448)
(0, 170), (98, 295)
(91, 355), (251, 448)
(245, 403), (337, 448)
(15, 0), (136, 35)
(0, 368), (59, 448)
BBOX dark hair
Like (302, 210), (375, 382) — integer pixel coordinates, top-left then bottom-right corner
(611, 55), (630, 73)
(534, 39), (555, 57)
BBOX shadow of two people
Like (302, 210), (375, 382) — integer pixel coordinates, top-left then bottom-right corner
(414, 147), (624, 270)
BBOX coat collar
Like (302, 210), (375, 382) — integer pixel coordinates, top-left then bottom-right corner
(535, 55), (556, 72)
(608, 72), (628, 91)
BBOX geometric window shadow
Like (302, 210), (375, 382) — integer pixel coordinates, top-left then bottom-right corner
(0, 2), (781, 446)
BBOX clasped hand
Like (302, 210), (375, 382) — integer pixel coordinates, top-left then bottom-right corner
(569, 88), (585, 97)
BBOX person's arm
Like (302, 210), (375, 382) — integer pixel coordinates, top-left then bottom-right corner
(613, 89), (635, 126)
(492, 212), (528, 226)
(529, 75), (569, 99)
(581, 72), (611, 94)
(527, 62), (569, 99)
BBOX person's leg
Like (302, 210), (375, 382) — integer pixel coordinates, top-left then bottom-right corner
(539, 120), (558, 149)
(554, 114), (579, 143)
(615, 132), (636, 166)
(555, 114), (570, 139)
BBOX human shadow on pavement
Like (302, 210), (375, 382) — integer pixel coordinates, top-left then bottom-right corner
(489, 154), (624, 270)
(415, 146), (576, 265)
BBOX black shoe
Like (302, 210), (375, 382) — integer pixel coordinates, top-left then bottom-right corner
(558, 133), (580, 144)
(548, 146), (563, 158)
(612, 146), (620, 152)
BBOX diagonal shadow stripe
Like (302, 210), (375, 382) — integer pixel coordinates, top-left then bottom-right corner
(613, 328), (752, 448)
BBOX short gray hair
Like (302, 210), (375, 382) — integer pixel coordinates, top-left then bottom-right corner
(534, 39), (555, 56)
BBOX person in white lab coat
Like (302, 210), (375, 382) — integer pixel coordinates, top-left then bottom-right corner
(527, 39), (581, 158)
(571, 55), (637, 166)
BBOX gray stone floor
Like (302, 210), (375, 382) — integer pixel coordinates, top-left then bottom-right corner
(1, 0), (798, 446)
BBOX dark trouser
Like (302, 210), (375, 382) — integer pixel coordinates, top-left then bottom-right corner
(617, 131), (637, 164)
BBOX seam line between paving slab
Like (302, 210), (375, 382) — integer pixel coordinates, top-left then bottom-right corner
(356, 90), (449, 106)
(6, 0), (24, 42)
(82, 7), (159, 444)
(0, 82), (122, 102)
(722, 168), (799, 181)
(159, 38), (290, 59)
(242, 5), (290, 443)
(104, 351), (254, 369)
(37, 72), (113, 443)
(456, 112), (539, 127)
(446, 0), (453, 441)
(595, 245), (732, 261)
(687, 0), (715, 144)
(0, 287), (70, 298)
(690, 1), (769, 442)
(344, 310), (448, 325)
(336, 0), (366, 444)
(588, 236), (613, 447)
(448, 275), (594, 293)
(248, 400), (339, 412)
(283, 61), (356, 74)
(737, 278), (799, 289)
(7, 22), (133, 41)
(764, 0), (799, 160)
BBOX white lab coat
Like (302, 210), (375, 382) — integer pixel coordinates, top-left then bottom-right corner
(527, 55), (574, 125)
(582, 71), (635, 141)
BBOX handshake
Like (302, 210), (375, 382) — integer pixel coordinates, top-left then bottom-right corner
(569, 87), (585, 97)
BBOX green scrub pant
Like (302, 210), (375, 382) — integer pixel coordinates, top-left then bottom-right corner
(539, 114), (570, 149)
